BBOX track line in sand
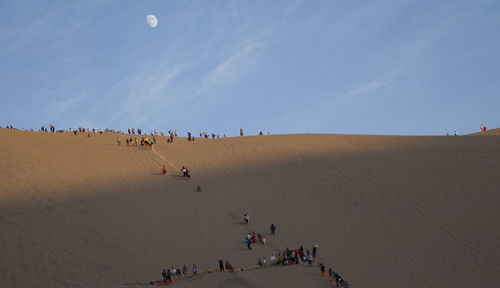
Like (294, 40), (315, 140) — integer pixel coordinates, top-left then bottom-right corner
(150, 148), (176, 169)
(351, 169), (500, 270)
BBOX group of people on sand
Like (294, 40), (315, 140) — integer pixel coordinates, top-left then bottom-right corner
(218, 257), (235, 272)
(127, 128), (144, 135)
(161, 264), (198, 285)
(324, 265), (349, 288)
(242, 215), (274, 250)
(155, 206), (350, 286)
(199, 131), (227, 139)
(121, 136), (155, 147)
(245, 231), (267, 249)
(159, 166), (191, 178)
(254, 243), (349, 287)
(480, 124), (487, 132)
(3, 125), (274, 139)
(40, 125), (55, 132)
(264, 244), (318, 267)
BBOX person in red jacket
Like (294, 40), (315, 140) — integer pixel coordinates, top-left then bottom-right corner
(162, 165), (167, 176)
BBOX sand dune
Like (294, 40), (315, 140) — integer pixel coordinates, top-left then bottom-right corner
(1, 128), (500, 287)
(469, 127), (500, 135)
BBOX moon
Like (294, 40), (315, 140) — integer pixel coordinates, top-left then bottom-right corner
(146, 15), (158, 28)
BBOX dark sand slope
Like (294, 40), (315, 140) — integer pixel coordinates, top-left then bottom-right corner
(1, 129), (500, 287)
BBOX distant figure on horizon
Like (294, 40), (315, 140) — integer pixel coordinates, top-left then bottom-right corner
(454, 131), (458, 136)
(240, 128), (243, 136)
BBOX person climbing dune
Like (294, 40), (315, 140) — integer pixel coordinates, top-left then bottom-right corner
(162, 165), (167, 176)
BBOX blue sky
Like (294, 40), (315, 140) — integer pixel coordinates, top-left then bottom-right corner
(1, 0), (499, 136)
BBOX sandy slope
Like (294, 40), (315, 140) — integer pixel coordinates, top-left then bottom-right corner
(469, 127), (500, 135)
(1, 129), (500, 288)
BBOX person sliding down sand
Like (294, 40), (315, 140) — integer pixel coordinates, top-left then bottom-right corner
(181, 166), (191, 178)
(243, 213), (249, 224)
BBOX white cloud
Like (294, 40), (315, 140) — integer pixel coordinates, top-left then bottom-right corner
(348, 80), (387, 95)
(195, 41), (268, 95)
